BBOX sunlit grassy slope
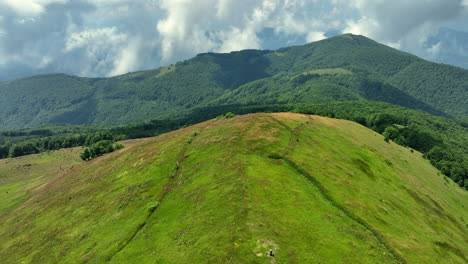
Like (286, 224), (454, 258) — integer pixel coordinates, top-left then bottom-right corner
(0, 148), (83, 218)
(0, 113), (466, 263)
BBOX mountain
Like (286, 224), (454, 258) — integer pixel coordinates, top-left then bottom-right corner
(0, 34), (467, 130)
(0, 113), (466, 263)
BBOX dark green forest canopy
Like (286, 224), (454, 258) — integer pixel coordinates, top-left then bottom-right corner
(0, 34), (467, 130)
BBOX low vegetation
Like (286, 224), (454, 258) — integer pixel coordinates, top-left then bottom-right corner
(0, 113), (466, 263)
(80, 140), (124, 161)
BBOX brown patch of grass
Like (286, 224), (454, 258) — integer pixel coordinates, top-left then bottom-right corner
(433, 241), (467, 261)
(353, 158), (376, 179)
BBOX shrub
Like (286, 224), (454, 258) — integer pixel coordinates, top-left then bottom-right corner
(114, 143), (124, 150)
(225, 112), (235, 119)
(147, 201), (160, 212)
(215, 112), (236, 121)
(80, 140), (124, 161)
(268, 153), (284, 160)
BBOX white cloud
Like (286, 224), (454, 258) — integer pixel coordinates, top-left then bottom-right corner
(37, 55), (52, 68)
(218, 27), (260, 52)
(2, 0), (67, 17)
(343, 0), (468, 62)
(156, 0), (220, 62)
(427, 42), (442, 57)
(1, 0), (468, 81)
(3, 0), (45, 16)
(219, 0), (278, 51)
(343, 16), (379, 36)
(274, 12), (307, 35)
(110, 38), (141, 76)
(306, 31), (325, 42)
(156, 0), (281, 62)
(216, 0), (234, 19)
(346, 0), (464, 41)
(64, 27), (126, 52)
(156, 0), (345, 60)
(64, 27), (131, 76)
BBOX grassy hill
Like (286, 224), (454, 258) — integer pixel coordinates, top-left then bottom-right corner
(0, 113), (466, 263)
(0, 147), (82, 217)
(0, 34), (467, 129)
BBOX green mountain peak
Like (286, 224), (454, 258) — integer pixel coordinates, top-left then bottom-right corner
(0, 34), (466, 130)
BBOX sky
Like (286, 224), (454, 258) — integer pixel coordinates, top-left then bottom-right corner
(0, 0), (467, 81)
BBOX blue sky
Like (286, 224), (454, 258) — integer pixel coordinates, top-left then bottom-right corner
(0, 0), (467, 81)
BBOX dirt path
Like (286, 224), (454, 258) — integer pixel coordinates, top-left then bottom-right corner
(106, 125), (209, 261)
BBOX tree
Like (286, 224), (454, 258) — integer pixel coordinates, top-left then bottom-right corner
(382, 126), (399, 142)
(80, 148), (91, 161)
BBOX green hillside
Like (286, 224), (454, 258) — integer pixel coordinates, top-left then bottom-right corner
(0, 34), (467, 129)
(1, 113), (466, 263)
(2, 101), (467, 189)
(0, 147), (82, 217)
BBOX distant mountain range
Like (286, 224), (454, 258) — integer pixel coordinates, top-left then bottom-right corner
(0, 34), (467, 129)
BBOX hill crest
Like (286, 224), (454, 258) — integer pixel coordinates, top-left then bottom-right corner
(0, 113), (466, 263)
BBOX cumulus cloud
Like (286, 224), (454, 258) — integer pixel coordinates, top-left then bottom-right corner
(344, 0), (467, 55)
(2, 0), (67, 17)
(155, 0), (342, 62)
(64, 27), (131, 76)
(110, 38), (143, 76)
(0, 0), (161, 80)
(0, 0), (467, 81)
(306, 31), (326, 42)
(64, 27), (126, 52)
(155, 0), (283, 61)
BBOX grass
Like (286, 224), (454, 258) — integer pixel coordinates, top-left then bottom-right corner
(156, 65), (176, 78)
(0, 148), (83, 217)
(0, 113), (466, 263)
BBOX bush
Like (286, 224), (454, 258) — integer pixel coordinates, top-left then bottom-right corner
(225, 112), (235, 118)
(8, 142), (40, 157)
(80, 148), (92, 161)
(114, 143), (124, 150)
(147, 201), (160, 212)
(215, 112), (236, 121)
(80, 140), (124, 161)
(382, 126), (399, 141)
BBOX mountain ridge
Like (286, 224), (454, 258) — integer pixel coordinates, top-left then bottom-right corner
(0, 34), (467, 130)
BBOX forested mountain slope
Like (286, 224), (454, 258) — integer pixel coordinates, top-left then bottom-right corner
(0, 34), (466, 129)
(0, 113), (466, 263)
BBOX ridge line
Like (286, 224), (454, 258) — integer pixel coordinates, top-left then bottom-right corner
(269, 114), (406, 264)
